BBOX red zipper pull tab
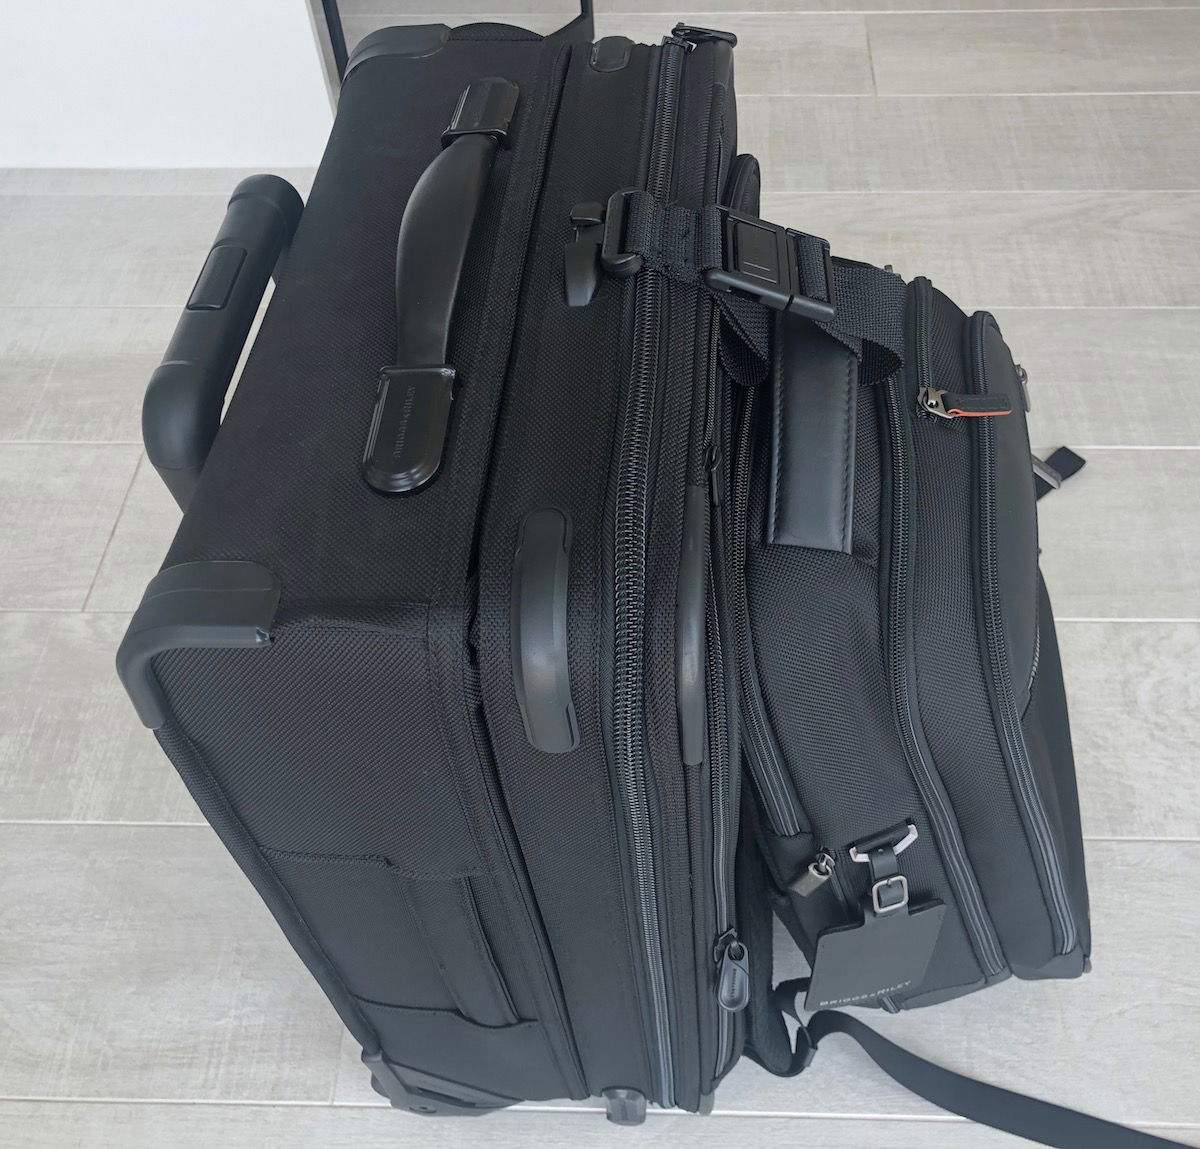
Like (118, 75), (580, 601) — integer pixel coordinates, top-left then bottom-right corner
(918, 387), (1013, 420)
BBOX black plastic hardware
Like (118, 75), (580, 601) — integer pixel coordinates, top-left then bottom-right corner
(442, 79), (519, 146)
(602, 1087), (647, 1126)
(116, 561), (281, 729)
(598, 188), (645, 277)
(142, 175), (303, 511)
(705, 206), (837, 323)
(589, 35), (634, 71)
(715, 931), (751, 1012)
(672, 23), (738, 46)
(364, 1050), (514, 1116)
(364, 78), (519, 494)
(564, 202), (605, 307)
(511, 509), (579, 754)
(343, 25), (450, 79)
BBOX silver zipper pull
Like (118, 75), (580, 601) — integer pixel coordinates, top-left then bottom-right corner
(918, 387), (1013, 420)
(789, 849), (836, 897)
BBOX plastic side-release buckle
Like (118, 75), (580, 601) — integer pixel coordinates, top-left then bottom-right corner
(704, 206), (837, 323)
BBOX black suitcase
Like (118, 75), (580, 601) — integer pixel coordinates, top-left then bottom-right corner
(115, 9), (1184, 1145)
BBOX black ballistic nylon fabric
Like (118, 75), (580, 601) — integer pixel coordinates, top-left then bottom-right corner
(146, 33), (594, 1104)
(474, 45), (661, 1099)
(154, 608), (474, 867)
(745, 398), (985, 1005)
(162, 41), (551, 606)
(1024, 576), (1091, 961)
(908, 287), (1059, 972)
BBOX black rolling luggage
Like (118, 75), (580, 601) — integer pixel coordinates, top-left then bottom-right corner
(116, 8), (1183, 1146)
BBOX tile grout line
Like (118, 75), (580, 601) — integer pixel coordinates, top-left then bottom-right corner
(79, 452), (143, 612)
(1, 1093), (1198, 1127)
(1, 1095), (1198, 1130)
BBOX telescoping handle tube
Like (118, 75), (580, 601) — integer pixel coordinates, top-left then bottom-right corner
(362, 78), (518, 494)
(142, 174), (303, 510)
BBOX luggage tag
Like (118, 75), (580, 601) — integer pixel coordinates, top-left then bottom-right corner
(804, 823), (946, 1011)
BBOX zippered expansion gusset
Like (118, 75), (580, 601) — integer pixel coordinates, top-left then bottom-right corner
(610, 35), (689, 1108)
(970, 316), (1077, 956)
(705, 320), (742, 1081)
(886, 282), (1006, 978)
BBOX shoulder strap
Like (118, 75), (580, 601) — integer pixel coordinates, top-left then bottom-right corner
(746, 980), (1189, 1149)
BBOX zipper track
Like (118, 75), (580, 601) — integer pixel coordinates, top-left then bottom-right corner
(887, 282), (1005, 979)
(611, 36), (688, 1108)
(970, 316), (1076, 955)
(706, 321), (737, 1081)
(730, 385), (807, 838)
(707, 566), (735, 1076)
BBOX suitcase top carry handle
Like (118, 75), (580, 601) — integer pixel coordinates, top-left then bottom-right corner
(362, 78), (518, 494)
(141, 174), (303, 511)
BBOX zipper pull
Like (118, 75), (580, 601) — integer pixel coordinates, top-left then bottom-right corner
(714, 930), (750, 1012)
(1015, 364), (1031, 412)
(918, 387), (1013, 420)
(789, 849), (836, 897)
(706, 442), (725, 506)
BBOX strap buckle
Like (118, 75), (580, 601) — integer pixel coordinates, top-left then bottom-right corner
(704, 206), (837, 323)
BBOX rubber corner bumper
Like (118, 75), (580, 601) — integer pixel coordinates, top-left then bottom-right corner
(343, 24), (450, 80)
(116, 561), (281, 728)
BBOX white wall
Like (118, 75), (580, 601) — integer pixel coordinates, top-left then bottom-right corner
(1, 0), (333, 167)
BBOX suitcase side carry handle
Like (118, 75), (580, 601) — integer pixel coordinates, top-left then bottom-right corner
(363, 78), (519, 493)
(142, 174), (303, 511)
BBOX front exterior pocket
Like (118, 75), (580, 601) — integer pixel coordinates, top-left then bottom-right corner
(355, 1000), (567, 1100)
(966, 311), (1039, 713)
(263, 848), (517, 1027)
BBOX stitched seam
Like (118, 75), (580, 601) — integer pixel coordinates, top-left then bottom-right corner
(840, 354), (855, 552)
(259, 845), (483, 882)
(397, 876), (473, 1019)
(459, 877), (519, 1024)
(770, 316), (785, 543)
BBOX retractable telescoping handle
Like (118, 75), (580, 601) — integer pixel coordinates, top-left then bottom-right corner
(548, 0), (593, 41)
(142, 174), (303, 510)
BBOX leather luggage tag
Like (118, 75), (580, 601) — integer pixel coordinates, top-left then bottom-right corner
(805, 900), (945, 1010)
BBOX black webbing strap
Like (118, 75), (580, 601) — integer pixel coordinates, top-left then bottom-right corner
(749, 980), (1189, 1148)
(618, 191), (905, 385)
(1035, 447), (1087, 500)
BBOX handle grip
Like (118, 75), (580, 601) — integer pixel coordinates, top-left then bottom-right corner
(142, 174), (303, 510)
(363, 78), (518, 494)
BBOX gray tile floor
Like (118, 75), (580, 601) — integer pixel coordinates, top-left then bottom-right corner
(2, 2), (1199, 1145)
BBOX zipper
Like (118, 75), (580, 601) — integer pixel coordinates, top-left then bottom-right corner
(729, 385), (808, 837)
(611, 33), (689, 1108)
(885, 279), (1006, 979)
(968, 313), (1077, 955)
(705, 320), (742, 1080)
